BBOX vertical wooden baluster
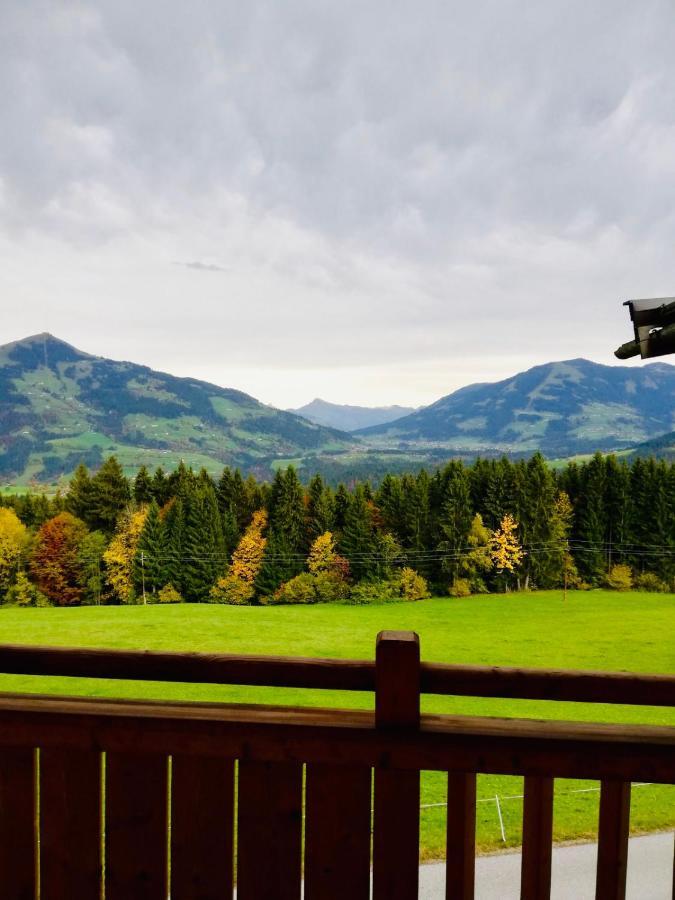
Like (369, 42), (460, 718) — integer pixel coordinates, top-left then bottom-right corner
(171, 755), (235, 900)
(446, 772), (476, 900)
(521, 776), (554, 900)
(0, 747), (36, 900)
(40, 748), (102, 898)
(373, 630), (421, 900)
(106, 751), (168, 900)
(304, 763), (372, 900)
(595, 781), (631, 900)
(237, 759), (303, 900)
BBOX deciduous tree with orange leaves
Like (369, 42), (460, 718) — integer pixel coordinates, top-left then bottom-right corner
(30, 512), (88, 606)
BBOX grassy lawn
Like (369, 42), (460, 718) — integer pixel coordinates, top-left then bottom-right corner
(0, 590), (673, 858)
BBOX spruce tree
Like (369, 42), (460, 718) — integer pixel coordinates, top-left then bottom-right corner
(66, 463), (94, 526)
(133, 466), (154, 505)
(306, 475), (334, 543)
(180, 484), (226, 601)
(576, 453), (607, 583)
(133, 500), (168, 598)
(163, 497), (185, 591)
(436, 461), (473, 585)
(89, 457), (131, 533)
(339, 487), (376, 581)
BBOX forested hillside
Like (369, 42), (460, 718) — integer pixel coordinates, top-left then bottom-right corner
(1, 452), (672, 609)
(358, 358), (675, 457)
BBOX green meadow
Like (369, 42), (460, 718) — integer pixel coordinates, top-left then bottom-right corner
(0, 590), (673, 858)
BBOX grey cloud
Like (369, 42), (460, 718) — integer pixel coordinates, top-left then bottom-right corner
(179, 261), (230, 273)
(1, 0), (675, 404)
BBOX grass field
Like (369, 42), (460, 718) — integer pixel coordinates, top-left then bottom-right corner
(0, 590), (673, 858)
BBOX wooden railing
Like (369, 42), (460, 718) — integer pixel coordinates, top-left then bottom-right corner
(0, 632), (672, 899)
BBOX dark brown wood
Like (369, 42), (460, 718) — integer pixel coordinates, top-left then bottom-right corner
(1, 642), (674, 706)
(0, 643), (375, 691)
(595, 780), (631, 900)
(304, 763), (372, 900)
(521, 776), (554, 900)
(171, 755), (234, 900)
(106, 751), (168, 900)
(0, 747), (35, 900)
(445, 772), (476, 900)
(237, 759), (303, 900)
(422, 662), (675, 707)
(40, 748), (102, 898)
(0, 696), (672, 782)
(373, 631), (421, 900)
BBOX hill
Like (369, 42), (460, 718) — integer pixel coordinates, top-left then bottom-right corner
(290, 397), (416, 431)
(0, 334), (351, 483)
(356, 359), (675, 458)
(628, 430), (675, 461)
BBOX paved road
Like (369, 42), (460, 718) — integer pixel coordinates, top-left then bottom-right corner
(419, 832), (675, 899)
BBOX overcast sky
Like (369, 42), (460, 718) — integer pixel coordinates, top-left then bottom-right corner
(2, 1), (675, 408)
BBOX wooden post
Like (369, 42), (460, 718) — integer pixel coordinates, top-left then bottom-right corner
(446, 772), (476, 900)
(595, 780), (631, 900)
(521, 775), (554, 900)
(373, 631), (421, 900)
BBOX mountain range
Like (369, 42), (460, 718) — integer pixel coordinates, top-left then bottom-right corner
(0, 335), (673, 486)
(290, 398), (416, 431)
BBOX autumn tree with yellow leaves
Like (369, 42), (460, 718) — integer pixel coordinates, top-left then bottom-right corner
(230, 509), (268, 583)
(490, 513), (525, 590)
(103, 506), (148, 603)
(0, 508), (28, 597)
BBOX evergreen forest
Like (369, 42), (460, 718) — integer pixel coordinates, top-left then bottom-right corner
(0, 452), (673, 608)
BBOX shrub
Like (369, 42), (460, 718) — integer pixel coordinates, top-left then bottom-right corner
(156, 583), (184, 604)
(4, 572), (50, 607)
(604, 564), (633, 592)
(314, 572), (349, 603)
(271, 573), (317, 605)
(634, 572), (669, 593)
(397, 567), (430, 601)
(209, 575), (255, 605)
(449, 578), (471, 598)
(347, 579), (399, 605)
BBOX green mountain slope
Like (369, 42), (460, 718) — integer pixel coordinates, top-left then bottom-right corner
(0, 334), (351, 483)
(289, 398), (416, 431)
(627, 430), (675, 461)
(356, 359), (675, 457)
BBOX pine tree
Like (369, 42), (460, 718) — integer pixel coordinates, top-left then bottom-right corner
(436, 462), (473, 584)
(133, 466), (154, 505)
(306, 475), (334, 543)
(133, 501), (168, 599)
(575, 454), (607, 583)
(163, 497), (185, 591)
(180, 483), (226, 601)
(339, 487), (376, 581)
(89, 457), (131, 533)
(151, 467), (170, 506)
(518, 453), (558, 589)
(66, 463), (94, 525)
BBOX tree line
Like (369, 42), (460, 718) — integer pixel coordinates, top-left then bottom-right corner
(0, 452), (673, 607)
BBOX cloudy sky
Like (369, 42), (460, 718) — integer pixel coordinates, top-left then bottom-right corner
(2, 1), (675, 407)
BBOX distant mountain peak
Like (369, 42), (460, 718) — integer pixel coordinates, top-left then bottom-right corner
(290, 397), (417, 432)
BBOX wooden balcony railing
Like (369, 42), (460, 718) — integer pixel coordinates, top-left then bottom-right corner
(0, 632), (672, 899)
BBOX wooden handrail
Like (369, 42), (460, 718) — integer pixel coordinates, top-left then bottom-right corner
(0, 693), (672, 782)
(0, 642), (674, 707)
